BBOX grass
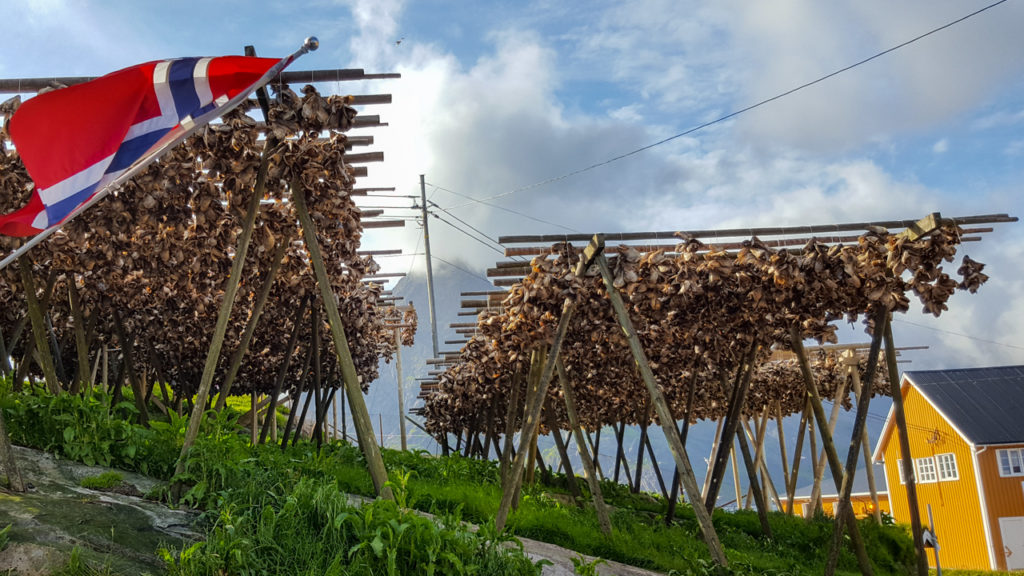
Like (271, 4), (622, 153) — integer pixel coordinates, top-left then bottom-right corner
(79, 471), (123, 490)
(3, 386), (920, 575)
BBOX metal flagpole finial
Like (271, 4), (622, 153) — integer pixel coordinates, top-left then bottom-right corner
(304, 37), (320, 52)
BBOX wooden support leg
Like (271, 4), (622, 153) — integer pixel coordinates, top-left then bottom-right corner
(596, 252), (728, 567)
(613, 420), (627, 484)
(731, 445), (743, 509)
(500, 371), (524, 490)
(847, 363), (883, 525)
(702, 418), (724, 501)
(0, 407), (25, 492)
(776, 402), (790, 504)
(67, 282), (91, 394)
(496, 238), (601, 531)
(18, 258), (60, 395)
(545, 399), (581, 502)
(291, 176), (391, 499)
(644, 433), (669, 500)
(259, 299), (308, 444)
(666, 374), (698, 524)
(173, 151), (269, 497)
(825, 309), (887, 576)
(705, 345), (758, 513)
(791, 323), (875, 576)
(215, 239), (289, 411)
(111, 309), (149, 427)
(720, 374), (773, 537)
(557, 360), (612, 535)
(633, 412), (650, 493)
(884, 317), (928, 576)
(809, 377), (848, 515)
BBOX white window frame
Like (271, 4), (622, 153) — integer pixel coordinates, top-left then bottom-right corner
(897, 459), (907, 484)
(998, 448), (1024, 478)
(915, 456), (937, 484)
(936, 453), (958, 481)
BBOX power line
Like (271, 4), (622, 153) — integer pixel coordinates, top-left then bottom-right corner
(893, 318), (1024, 351)
(450, 0), (1010, 206)
(432, 255), (493, 285)
(428, 211), (507, 257)
(427, 200), (528, 262)
(427, 182), (581, 233)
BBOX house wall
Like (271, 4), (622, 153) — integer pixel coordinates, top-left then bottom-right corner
(881, 384), (990, 570)
(793, 494), (890, 519)
(976, 442), (1024, 571)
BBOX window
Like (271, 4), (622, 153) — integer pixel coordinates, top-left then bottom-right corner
(916, 457), (937, 483)
(998, 448), (1024, 477)
(936, 453), (958, 481)
(897, 459), (906, 484)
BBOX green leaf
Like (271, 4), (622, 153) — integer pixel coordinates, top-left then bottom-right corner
(62, 426), (75, 443)
(371, 534), (384, 557)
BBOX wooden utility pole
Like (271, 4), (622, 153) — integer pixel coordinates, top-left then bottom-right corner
(595, 249), (728, 567)
(291, 177), (392, 499)
(394, 326), (408, 451)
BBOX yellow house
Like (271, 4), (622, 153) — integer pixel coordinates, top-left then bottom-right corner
(873, 365), (1024, 571)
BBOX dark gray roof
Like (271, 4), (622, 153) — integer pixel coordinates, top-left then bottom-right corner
(905, 365), (1024, 445)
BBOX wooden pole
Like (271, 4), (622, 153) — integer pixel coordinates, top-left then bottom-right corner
(776, 401), (790, 504)
(172, 149), (270, 495)
(825, 309), (886, 576)
(791, 324), (875, 576)
(644, 433), (669, 500)
(395, 327), (407, 451)
(719, 372), (774, 537)
(18, 257), (60, 395)
(557, 360), (612, 535)
(500, 370), (524, 490)
(633, 407), (651, 493)
(67, 282), (91, 394)
(613, 420), (627, 484)
(809, 376), (849, 515)
(291, 176), (391, 499)
(544, 399), (582, 502)
(258, 298), (308, 444)
(666, 374), (698, 524)
(0, 407), (24, 492)
(702, 418), (724, 500)
(731, 446), (743, 509)
(214, 239), (289, 411)
(595, 252), (728, 567)
(111, 309), (149, 427)
(496, 237), (603, 531)
(885, 317), (928, 576)
(848, 360), (883, 524)
(705, 346), (758, 512)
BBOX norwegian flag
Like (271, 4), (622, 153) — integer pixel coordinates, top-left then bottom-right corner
(0, 40), (315, 241)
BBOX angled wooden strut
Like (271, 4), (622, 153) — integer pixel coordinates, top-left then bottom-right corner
(556, 359), (612, 535)
(495, 234), (605, 532)
(791, 323), (874, 576)
(291, 176), (391, 499)
(595, 247), (729, 567)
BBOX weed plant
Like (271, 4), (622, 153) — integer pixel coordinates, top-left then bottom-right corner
(79, 471), (124, 490)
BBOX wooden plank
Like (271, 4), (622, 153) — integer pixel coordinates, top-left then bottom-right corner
(362, 220), (405, 229)
(497, 213), (1017, 244)
(346, 151), (385, 164)
(596, 252), (728, 567)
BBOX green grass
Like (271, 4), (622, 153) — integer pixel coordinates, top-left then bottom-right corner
(3, 387), (917, 576)
(79, 471), (123, 490)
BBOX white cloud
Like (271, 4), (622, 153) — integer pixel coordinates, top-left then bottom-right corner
(932, 139), (949, 154)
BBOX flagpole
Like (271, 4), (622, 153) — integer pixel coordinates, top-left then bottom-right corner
(0, 36), (319, 271)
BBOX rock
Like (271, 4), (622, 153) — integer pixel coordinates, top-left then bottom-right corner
(0, 446), (198, 575)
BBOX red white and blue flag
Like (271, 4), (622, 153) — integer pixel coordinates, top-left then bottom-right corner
(0, 40), (314, 244)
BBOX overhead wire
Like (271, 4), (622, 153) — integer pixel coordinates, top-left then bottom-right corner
(432, 255), (493, 285)
(427, 210), (507, 257)
(445, 0), (1011, 207)
(893, 318), (1024, 351)
(426, 182), (581, 233)
(427, 200), (528, 262)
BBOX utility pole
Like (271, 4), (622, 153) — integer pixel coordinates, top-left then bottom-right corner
(420, 175), (439, 359)
(394, 325), (408, 451)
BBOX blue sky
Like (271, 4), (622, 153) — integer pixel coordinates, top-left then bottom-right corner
(2, 0), (1023, 369)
